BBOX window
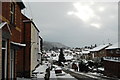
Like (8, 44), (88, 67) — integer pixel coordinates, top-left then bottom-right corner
(2, 40), (6, 48)
(10, 2), (15, 24)
(116, 49), (120, 54)
(110, 50), (113, 54)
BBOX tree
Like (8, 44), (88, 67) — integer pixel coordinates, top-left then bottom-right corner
(58, 48), (66, 63)
(94, 44), (97, 47)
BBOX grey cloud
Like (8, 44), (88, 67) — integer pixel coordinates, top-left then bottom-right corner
(23, 2), (118, 47)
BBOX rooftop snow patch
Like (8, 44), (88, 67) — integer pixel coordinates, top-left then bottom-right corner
(82, 50), (90, 54)
(90, 44), (110, 52)
(106, 42), (120, 50)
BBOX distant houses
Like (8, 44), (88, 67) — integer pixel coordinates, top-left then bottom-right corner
(81, 49), (90, 60)
(0, 0), (42, 79)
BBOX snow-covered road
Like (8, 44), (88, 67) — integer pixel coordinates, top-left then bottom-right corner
(32, 64), (77, 80)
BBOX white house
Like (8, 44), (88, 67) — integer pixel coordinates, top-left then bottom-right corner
(31, 22), (40, 74)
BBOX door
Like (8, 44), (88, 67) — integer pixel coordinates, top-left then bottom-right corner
(10, 49), (15, 80)
(2, 40), (7, 79)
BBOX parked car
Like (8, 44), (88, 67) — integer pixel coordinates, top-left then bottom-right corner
(53, 65), (65, 76)
(55, 67), (62, 74)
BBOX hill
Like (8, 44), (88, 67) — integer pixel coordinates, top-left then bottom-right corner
(43, 41), (69, 51)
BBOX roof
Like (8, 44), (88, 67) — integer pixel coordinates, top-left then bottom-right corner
(0, 22), (7, 29)
(11, 41), (26, 47)
(31, 21), (40, 32)
(16, 0), (25, 9)
(90, 44), (110, 52)
(22, 14), (40, 32)
(0, 22), (12, 35)
(106, 42), (120, 50)
(82, 50), (90, 54)
(65, 56), (73, 60)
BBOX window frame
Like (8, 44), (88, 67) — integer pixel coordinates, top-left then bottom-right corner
(10, 2), (15, 25)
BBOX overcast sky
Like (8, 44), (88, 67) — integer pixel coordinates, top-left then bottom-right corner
(22, 1), (118, 47)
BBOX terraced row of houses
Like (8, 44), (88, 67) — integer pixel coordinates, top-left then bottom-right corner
(0, 0), (43, 79)
(80, 43), (120, 78)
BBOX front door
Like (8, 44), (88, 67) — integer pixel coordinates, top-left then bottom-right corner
(2, 40), (7, 79)
(10, 49), (15, 80)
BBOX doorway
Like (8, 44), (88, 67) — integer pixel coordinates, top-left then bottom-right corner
(2, 40), (7, 79)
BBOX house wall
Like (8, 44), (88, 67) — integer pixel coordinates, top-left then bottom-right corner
(2, 2), (22, 43)
(0, 29), (2, 79)
(90, 49), (107, 61)
(31, 23), (39, 76)
(103, 60), (120, 78)
(94, 50), (106, 58)
(24, 21), (31, 78)
(106, 49), (120, 57)
(2, 1), (24, 79)
(17, 14), (32, 78)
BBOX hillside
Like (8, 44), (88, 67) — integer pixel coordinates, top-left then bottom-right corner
(43, 41), (69, 51)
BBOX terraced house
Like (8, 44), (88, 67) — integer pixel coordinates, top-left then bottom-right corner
(0, 0), (42, 79)
(0, 0), (25, 79)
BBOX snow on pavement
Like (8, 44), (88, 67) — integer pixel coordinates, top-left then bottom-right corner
(50, 69), (77, 80)
(34, 65), (48, 78)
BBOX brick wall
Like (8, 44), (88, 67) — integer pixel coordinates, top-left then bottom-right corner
(103, 60), (120, 78)
(106, 49), (120, 57)
(2, 1), (25, 79)
(16, 14), (32, 78)
(0, 29), (2, 80)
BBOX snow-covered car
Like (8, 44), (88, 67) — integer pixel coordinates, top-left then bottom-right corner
(97, 67), (104, 74)
(54, 65), (65, 76)
(55, 67), (62, 74)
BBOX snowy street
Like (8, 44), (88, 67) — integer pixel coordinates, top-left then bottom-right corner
(31, 64), (77, 80)
(50, 69), (77, 80)
(62, 68), (119, 80)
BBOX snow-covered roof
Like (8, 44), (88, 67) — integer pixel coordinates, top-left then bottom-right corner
(52, 56), (58, 61)
(64, 49), (72, 53)
(82, 50), (90, 54)
(65, 56), (73, 60)
(90, 44), (110, 52)
(106, 42), (120, 50)
(11, 41), (26, 47)
(46, 52), (52, 56)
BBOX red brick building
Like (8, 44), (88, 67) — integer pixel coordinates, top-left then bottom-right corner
(0, 0), (25, 79)
(89, 44), (110, 61)
(16, 14), (40, 78)
(1, 0), (41, 79)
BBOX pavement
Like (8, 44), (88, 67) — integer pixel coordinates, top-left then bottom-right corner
(50, 67), (77, 80)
